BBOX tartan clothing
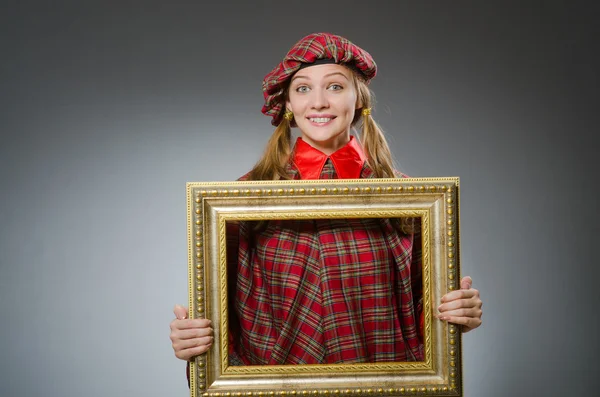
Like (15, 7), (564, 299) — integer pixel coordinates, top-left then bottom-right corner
(262, 32), (377, 126)
(227, 139), (424, 365)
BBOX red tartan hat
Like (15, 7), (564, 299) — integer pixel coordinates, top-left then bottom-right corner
(261, 32), (377, 126)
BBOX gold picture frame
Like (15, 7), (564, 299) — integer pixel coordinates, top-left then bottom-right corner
(187, 177), (462, 397)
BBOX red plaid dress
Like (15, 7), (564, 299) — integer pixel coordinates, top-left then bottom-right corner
(226, 138), (424, 365)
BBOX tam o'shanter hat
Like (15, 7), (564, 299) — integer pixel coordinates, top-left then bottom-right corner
(261, 32), (377, 126)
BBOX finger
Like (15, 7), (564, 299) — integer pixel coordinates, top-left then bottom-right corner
(174, 343), (213, 361)
(174, 335), (214, 351)
(438, 315), (482, 332)
(437, 307), (482, 319)
(460, 276), (472, 290)
(438, 299), (477, 313)
(173, 327), (214, 341)
(441, 288), (479, 303)
(173, 304), (188, 320)
(170, 318), (212, 331)
(438, 297), (479, 313)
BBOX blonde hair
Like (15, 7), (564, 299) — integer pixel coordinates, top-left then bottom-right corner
(248, 117), (293, 180)
(351, 73), (395, 178)
(249, 66), (396, 180)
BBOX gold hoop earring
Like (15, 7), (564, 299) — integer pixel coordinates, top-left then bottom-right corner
(283, 110), (294, 121)
(362, 107), (372, 116)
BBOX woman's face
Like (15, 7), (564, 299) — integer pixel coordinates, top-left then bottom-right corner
(286, 63), (359, 155)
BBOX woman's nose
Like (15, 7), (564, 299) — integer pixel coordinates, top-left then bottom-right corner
(310, 89), (329, 109)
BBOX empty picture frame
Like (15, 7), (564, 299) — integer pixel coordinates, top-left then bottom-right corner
(187, 177), (462, 397)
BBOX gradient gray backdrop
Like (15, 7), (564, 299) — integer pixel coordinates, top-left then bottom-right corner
(1, 1), (597, 396)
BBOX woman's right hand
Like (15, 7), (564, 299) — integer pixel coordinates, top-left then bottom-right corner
(170, 304), (214, 361)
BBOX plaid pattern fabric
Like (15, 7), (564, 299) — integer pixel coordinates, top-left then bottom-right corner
(261, 32), (377, 126)
(227, 161), (424, 365)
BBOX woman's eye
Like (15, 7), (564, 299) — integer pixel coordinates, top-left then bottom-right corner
(328, 84), (343, 91)
(296, 86), (310, 93)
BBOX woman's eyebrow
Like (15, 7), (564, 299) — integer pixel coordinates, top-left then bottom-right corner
(323, 72), (350, 80)
(291, 72), (350, 84)
(291, 74), (309, 83)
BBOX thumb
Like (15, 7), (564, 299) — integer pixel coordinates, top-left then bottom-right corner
(460, 276), (472, 290)
(173, 304), (188, 320)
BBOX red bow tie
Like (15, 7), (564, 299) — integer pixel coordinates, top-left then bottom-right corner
(291, 136), (367, 180)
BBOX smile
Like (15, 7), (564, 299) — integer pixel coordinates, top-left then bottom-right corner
(308, 117), (335, 123)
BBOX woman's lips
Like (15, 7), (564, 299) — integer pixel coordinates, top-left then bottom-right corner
(307, 115), (336, 126)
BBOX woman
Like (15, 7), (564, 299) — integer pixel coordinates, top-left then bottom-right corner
(170, 32), (482, 369)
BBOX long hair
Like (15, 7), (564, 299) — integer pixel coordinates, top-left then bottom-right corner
(248, 66), (396, 181)
(351, 72), (396, 178)
(249, 81), (293, 180)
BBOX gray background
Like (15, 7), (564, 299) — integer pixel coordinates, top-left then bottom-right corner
(1, 1), (597, 396)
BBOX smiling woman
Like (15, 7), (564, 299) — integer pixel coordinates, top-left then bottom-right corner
(169, 31), (483, 381)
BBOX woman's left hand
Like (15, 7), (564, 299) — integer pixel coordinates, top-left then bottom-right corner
(437, 276), (482, 333)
